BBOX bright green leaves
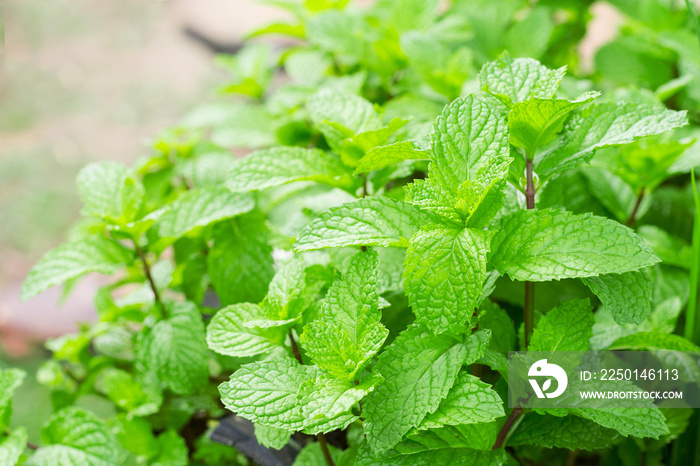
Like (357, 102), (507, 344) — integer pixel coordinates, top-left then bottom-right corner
(95, 368), (162, 418)
(206, 303), (286, 358)
(510, 414), (621, 450)
(219, 358), (376, 434)
(139, 302), (209, 395)
(508, 92), (600, 155)
(429, 95), (510, 192)
(21, 236), (133, 301)
(301, 250), (388, 380)
(479, 53), (565, 107)
(490, 209), (659, 282)
(363, 326), (490, 453)
(295, 197), (436, 251)
(355, 444), (508, 466)
(307, 90), (408, 167)
(0, 369), (25, 429)
(529, 299), (594, 352)
(419, 372), (504, 429)
(535, 103), (688, 178)
(219, 359), (315, 432)
(26, 407), (120, 466)
(77, 162), (145, 225)
(0, 427), (27, 466)
(582, 271), (653, 325)
(151, 188), (254, 246)
(354, 141), (429, 174)
(226, 146), (352, 192)
(404, 226), (490, 335)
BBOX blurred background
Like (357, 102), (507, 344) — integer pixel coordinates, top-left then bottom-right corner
(0, 0), (620, 441)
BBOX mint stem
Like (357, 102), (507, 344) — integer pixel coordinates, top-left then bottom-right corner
(288, 329), (336, 466)
(524, 158), (536, 348)
(626, 189), (645, 227)
(135, 243), (166, 318)
(492, 407), (523, 449)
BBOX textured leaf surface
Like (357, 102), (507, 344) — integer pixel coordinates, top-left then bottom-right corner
(0, 369), (25, 423)
(208, 218), (274, 305)
(294, 197), (436, 251)
(535, 103), (688, 178)
(140, 302), (209, 395)
(403, 226), (490, 334)
(609, 332), (700, 351)
(0, 427), (27, 466)
(301, 250), (388, 380)
(582, 271), (652, 325)
(95, 368), (162, 417)
(529, 299), (593, 352)
(571, 406), (669, 439)
(77, 162), (144, 223)
(220, 359), (312, 431)
(226, 147), (351, 192)
(490, 209), (659, 281)
(153, 189), (254, 242)
(356, 442), (509, 466)
(419, 372), (504, 429)
(21, 237), (133, 301)
(508, 92), (599, 154)
(398, 422), (498, 453)
(207, 303), (285, 358)
(479, 53), (564, 106)
(509, 414), (620, 450)
(307, 90), (381, 135)
(355, 141), (429, 174)
(26, 407), (120, 466)
(429, 95), (510, 191)
(363, 325), (468, 453)
(254, 425), (292, 450)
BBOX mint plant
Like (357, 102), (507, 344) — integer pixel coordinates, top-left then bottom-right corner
(5, 1), (700, 465)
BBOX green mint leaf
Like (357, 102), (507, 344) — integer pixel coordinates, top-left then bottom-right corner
(300, 250), (388, 380)
(208, 218), (274, 305)
(489, 209), (660, 281)
(363, 325), (469, 453)
(609, 332), (700, 351)
(151, 430), (188, 466)
(206, 303), (285, 358)
(479, 53), (565, 107)
(262, 258), (307, 321)
(0, 369), (25, 429)
(140, 302), (209, 395)
(151, 189), (254, 246)
(508, 92), (600, 154)
(95, 368), (162, 417)
(398, 422), (498, 453)
(300, 374), (379, 434)
(219, 358), (314, 431)
(580, 166), (637, 223)
(293, 441), (343, 466)
(638, 225), (693, 269)
(479, 301), (515, 353)
(503, 6), (554, 59)
(294, 197), (437, 252)
(582, 271), (653, 325)
(534, 103), (688, 179)
(430, 94), (510, 192)
(0, 427), (27, 466)
(354, 141), (429, 174)
(571, 405), (669, 439)
(403, 226), (490, 335)
(254, 424), (292, 450)
(529, 299), (593, 352)
(356, 442), (509, 466)
(419, 372), (504, 429)
(21, 236), (133, 301)
(77, 161), (144, 224)
(225, 147), (352, 193)
(26, 407), (120, 466)
(509, 414), (621, 450)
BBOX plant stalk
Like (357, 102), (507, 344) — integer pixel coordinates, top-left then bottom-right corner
(492, 407), (523, 449)
(135, 243), (166, 317)
(288, 329), (335, 466)
(523, 158), (536, 348)
(626, 189), (645, 227)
